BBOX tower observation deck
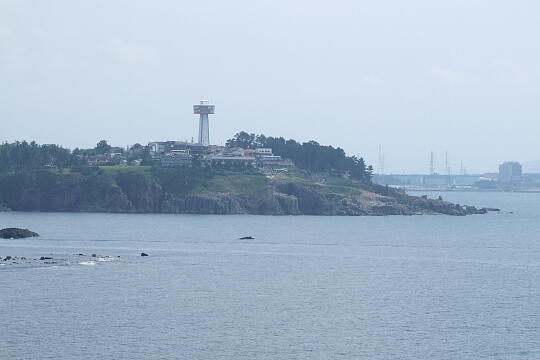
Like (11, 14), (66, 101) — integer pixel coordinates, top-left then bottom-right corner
(193, 100), (215, 146)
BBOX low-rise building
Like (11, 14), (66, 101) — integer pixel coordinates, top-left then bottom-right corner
(243, 149), (256, 157)
(87, 155), (109, 166)
(222, 147), (245, 157)
(172, 142), (208, 157)
(254, 148), (273, 158)
(149, 141), (175, 156)
(259, 158), (295, 172)
(160, 150), (192, 167)
(202, 155), (256, 169)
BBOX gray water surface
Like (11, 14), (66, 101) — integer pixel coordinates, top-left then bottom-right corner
(1, 192), (539, 359)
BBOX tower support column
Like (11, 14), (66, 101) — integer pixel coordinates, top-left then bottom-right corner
(198, 114), (209, 146)
(193, 100), (214, 147)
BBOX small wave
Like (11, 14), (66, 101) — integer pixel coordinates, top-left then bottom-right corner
(97, 257), (117, 262)
(79, 261), (96, 266)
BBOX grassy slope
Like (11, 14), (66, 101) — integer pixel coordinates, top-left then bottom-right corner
(192, 172), (370, 198)
(195, 172), (269, 195)
(99, 166), (152, 173)
(99, 166), (270, 196)
(193, 172), (371, 198)
(271, 173), (367, 197)
(91, 166), (371, 198)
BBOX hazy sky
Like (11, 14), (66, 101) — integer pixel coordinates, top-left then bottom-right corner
(1, 0), (539, 173)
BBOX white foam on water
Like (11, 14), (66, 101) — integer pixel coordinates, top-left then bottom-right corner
(97, 257), (117, 262)
(79, 261), (96, 266)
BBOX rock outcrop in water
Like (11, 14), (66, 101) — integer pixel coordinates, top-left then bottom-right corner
(0, 253), (122, 268)
(0, 169), (488, 216)
(0, 228), (39, 239)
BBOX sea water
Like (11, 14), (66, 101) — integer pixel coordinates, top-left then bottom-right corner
(0, 192), (539, 359)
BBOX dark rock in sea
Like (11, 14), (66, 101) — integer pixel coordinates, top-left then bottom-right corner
(91, 254), (97, 257)
(0, 228), (39, 239)
(465, 206), (487, 215)
(140, 252), (149, 257)
(484, 208), (501, 212)
(39, 256), (53, 260)
(239, 236), (255, 240)
(4, 256), (12, 261)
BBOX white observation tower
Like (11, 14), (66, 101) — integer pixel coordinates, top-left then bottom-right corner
(193, 100), (215, 146)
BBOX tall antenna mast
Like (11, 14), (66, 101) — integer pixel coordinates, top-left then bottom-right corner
(429, 151), (435, 175)
(378, 145), (385, 175)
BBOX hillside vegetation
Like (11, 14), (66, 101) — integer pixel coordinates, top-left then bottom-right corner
(0, 167), (486, 216)
(0, 140), (488, 216)
(226, 132), (372, 182)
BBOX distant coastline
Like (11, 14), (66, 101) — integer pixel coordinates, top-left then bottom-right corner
(405, 187), (540, 193)
(0, 138), (491, 216)
(0, 167), (489, 216)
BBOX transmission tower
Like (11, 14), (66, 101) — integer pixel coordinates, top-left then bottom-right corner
(445, 152), (451, 175)
(429, 151), (435, 175)
(378, 145), (385, 175)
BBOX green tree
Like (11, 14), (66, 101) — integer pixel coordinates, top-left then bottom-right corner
(225, 132), (372, 182)
(95, 140), (112, 154)
(225, 132), (256, 149)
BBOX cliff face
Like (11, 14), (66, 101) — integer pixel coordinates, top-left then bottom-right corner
(0, 170), (486, 216)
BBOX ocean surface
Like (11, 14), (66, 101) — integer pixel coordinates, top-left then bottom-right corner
(1, 191), (539, 359)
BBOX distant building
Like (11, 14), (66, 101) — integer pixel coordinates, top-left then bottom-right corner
(173, 142), (207, 157)
(87, 155), (109, 166)
(250, 148), (295, 173)
(149, 141), (175, 155)
(201, 146), (283, 170)
(254, 148), (273, 157)
(243, 149), (257, 157)
(222, 147), (245, 157)
(372, 174), (482, 187)
(498, 161), (522, 183)
(201, 155), (256, 169)
(258, 155), (282, 162)
(208, 145), (224, 154)
(149, 141), (210, 160)
(160, 150), (191, 167)
(259, 158), (295, 172)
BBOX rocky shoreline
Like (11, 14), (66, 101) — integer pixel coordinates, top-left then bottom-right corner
(0, 253), (123, 268)
(0, 170), (493, 216)
(167, 184), (491, 216)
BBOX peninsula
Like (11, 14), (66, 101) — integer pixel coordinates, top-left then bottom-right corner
(0, 134), (489, 216)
